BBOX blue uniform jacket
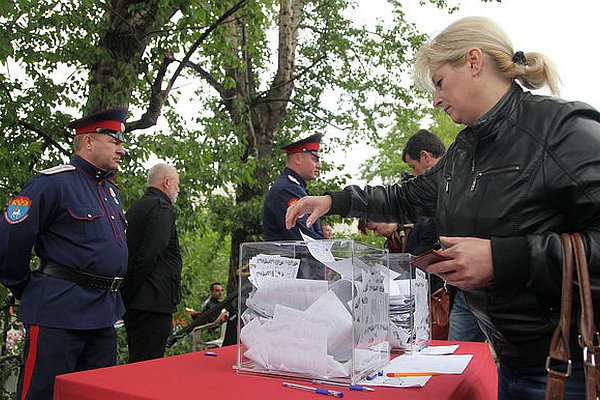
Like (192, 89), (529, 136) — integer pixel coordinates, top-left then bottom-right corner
(262, 167), (323, 241)
(0, 155), (128, 329)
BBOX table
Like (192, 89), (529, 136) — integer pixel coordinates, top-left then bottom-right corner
(54, 341), (497, 400)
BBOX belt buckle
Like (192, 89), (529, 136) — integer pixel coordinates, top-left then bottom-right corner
(109, 277), (124, 292)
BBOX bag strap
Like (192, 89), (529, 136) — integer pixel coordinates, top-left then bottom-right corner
(571, 233), (600, 400)
(545, 233), (575, 400)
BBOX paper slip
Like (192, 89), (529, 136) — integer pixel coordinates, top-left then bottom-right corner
(386, 353), (472, 374)
(357, 352), (473, 388)
(300, 231), (315, 242)
(300, 231), (336, 263)
(358, 375), (431, 388)
(419, 345), (459, 355)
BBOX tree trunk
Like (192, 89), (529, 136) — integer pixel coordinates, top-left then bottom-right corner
(224, 0), (303, 296)
(86, 0), (176, 112)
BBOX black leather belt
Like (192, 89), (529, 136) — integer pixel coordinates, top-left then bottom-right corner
(38, 260), (124, 292)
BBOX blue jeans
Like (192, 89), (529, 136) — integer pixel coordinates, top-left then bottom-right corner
(498, 361), (586, 400)
(448, 288), (486, 342)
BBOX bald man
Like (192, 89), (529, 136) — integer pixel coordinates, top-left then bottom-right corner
(121, 163), (183, 362)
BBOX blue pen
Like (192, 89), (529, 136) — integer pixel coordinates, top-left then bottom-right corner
(311, 379), (375, 392)
(283, 382), (344, 397)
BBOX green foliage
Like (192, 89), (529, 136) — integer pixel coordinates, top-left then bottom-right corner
(179, 228), (230, 310)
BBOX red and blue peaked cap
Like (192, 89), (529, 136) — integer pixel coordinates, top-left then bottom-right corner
(68, 107), (128, 142)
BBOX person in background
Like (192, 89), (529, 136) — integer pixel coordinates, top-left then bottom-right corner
(403, 129), (485, 343)
(321, 223), (333, 239)
(358, 220), (405, 251)
(262, 133), (324, 241)
(0, 108), (128, 399)
(121, 163), (183, 363)
(202, 282), (224, 313)
(287, 16), (599, 399)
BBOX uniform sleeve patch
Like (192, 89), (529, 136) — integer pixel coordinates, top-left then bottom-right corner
(4, 196), (31, 224)
(40, 164), (76, 175)
(287, 197), (299, 207)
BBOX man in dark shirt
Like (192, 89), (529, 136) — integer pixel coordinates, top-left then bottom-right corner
(121, 163), (183, 363)
(202, 282), (224, 312)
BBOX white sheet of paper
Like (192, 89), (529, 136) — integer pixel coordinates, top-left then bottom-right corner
(306, 290), (353, 361)
(241, 303), (342, 376)
(249, 254), (300, 289)
(419, 345), (459, 355)
(246, 278), (328, 316)
(357, 351), (472, 388)
(358, 374), (431, 388)
(390, 279), (411, 296)
(385, 353), (473, 374)
(300, 231), (315, 242)
(324, 257), (366, 279)
(307, 240), (336, 263)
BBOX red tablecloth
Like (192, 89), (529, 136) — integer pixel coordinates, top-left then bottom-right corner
(54, 341), (497, 400)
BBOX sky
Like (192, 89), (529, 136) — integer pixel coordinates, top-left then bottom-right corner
(335, 0), (600, 186)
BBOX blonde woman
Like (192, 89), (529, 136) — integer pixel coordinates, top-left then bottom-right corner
(287, 16), (599, 399)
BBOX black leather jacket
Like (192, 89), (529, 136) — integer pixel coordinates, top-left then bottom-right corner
(329, 84), (600, 367)
(122, 187), (183, 314)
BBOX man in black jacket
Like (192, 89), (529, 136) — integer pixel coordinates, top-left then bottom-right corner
(121, 163), (183, 363)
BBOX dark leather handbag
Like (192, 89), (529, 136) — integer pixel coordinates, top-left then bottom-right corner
(545, 233), (600, 400)
(431, 287), (450, 340)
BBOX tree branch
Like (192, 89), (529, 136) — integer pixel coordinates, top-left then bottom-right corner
(183, 60), (226, 98)
(165, 0), (248, 95)
(253, 54), (326, 101)
(126, 52), (175, 131)
(252, 97), (350, 131)
(19, 121), (72, 158)
(126, 0), (248, 133)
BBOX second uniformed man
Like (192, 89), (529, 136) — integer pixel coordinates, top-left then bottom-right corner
(262, 133), (324, 241)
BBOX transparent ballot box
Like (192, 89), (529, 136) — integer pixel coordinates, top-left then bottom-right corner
(387, 253), (430, 353)
(236, 239), (390, 383)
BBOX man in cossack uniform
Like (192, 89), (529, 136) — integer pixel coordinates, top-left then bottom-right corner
(0, 108), (129, 399)
(262, 133), (324, 241)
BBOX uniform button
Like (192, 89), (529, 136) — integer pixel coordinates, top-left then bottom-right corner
(87, 214), (92, 218)
(111, 215), (115, 220)
(105, 198), (108, 201)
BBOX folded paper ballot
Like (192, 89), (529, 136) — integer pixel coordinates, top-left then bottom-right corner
(242, 291), (351, 376)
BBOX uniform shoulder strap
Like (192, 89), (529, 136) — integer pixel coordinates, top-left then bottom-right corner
(40, 164), (76, 175)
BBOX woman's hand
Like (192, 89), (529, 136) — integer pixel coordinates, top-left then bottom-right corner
(285, 195), (332, 229)
(427, 236), (494, 290)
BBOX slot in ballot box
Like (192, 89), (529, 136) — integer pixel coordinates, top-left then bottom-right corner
(236, 239), (390, 383)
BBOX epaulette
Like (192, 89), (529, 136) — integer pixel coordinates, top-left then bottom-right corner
(287, 174), (300, 185)
(40, 164), (76, 175)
